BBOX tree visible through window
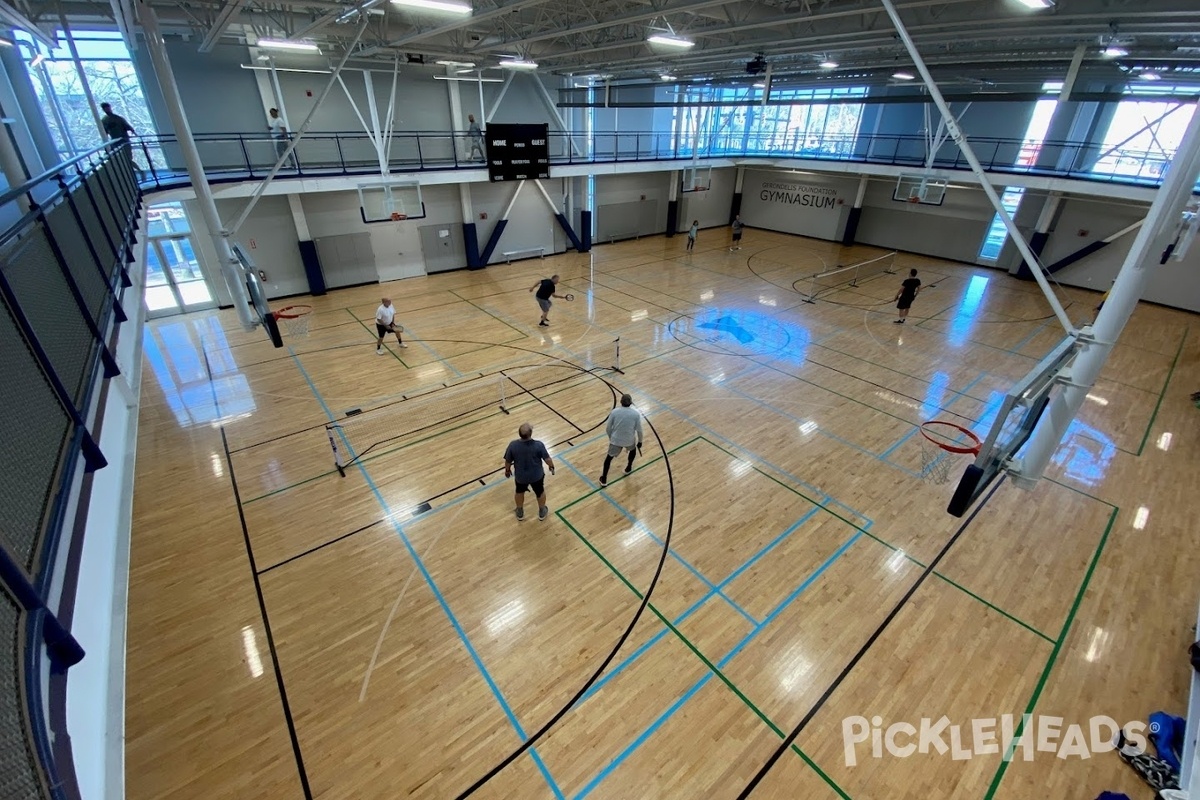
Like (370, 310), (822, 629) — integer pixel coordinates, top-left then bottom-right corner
(15, 29), (159, 166)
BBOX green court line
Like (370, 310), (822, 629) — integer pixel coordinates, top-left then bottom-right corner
(447, 289), (533, 337)
(1041, 476), (1118, 507)
(930, 573), (1054, 643)
(242, 375), (602, 504)
(1135, 325), (1189, 456)
(981, 505), (1118, 800)
(556, 513), (853, 800)
(914, 301), (962, 329)
(693, 437), (1062, 643)
(347, 308), (409, 368)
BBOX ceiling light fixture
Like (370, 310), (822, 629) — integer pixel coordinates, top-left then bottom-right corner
(499, 58), (538, 69)
(647, 34), (695, 48)
(1102, 44), (1128, 58)
(1138, 70), (1162, 81)
(752, 82), (765, 88)
(660, 74), (676, 81)
(257, 38), (322, 52)
(892, 71), (915, 80)
(392, 0), (472, 13)
(819, 59), (838, 69)
(1015, 0), (1054, 8)
(435, 59), (475, 68)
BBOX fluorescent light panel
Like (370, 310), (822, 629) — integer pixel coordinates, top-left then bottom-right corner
(892, 71), (915, 80)
(499, 59), (538, 69)
(435, 59), (475, 68)
(819, 60), (838, 69)
(647, 34), (694, 48)
(1015, 0), (1054, 7)
(1103, 45), (1128, 58)
(1139, 71), (1162, 80)
(392, 0), (472, 12)
(660, 74), (676, 81)
(257, 38), (321, 52)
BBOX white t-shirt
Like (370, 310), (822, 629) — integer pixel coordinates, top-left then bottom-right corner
(269, 117), (286, 137)
(376, 304), (395, 326)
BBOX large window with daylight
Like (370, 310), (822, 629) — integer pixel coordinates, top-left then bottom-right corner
(674, 85), (867, 158)
(1091, 84), (1199, 181)
(15, 29), (157, 161)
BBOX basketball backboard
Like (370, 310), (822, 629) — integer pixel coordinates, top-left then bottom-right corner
(946, 333), (1078, 516)
(357, 181), (426, 224)
(681, 165), (712, 194)
(894, 173), (948, 206)
(232, 242), (283, 348)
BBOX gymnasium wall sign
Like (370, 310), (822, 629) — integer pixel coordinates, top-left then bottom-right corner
(758, 181), (839, 209)
(486, 123), (551, 182)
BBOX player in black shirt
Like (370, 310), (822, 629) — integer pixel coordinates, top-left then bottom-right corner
(530, 274), (565, 327)
(894, 269), (921, 324)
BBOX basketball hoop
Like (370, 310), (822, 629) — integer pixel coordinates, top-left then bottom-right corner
(906, 195), (921, 204)
(390, 212), (407, 221)
(273, 304), (314, 338)
(918, 420), (982, 484)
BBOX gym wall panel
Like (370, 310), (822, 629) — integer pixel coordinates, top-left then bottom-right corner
(679, 167), (737, 230)
(739, 169), (856, 241)
(469, 182), (557, 264)
(215, 195), (310, 296)
(593, 173), (669, 241)
(855, 178), (998, 263)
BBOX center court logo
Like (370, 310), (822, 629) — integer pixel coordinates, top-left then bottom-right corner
(841, 714), (1150, 766)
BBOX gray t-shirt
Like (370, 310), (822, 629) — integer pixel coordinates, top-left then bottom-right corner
(504, 438), (549, 483)
(605, 406), (643, 448)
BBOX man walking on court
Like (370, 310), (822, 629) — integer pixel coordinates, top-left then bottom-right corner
(729, 215), (744, 251)
(686, 220), (699, 252)
(504, 423), (555, 521)
(467, 114), (485, 161)
(599, 394), (643, 487)
(894, 269), (921, 324)
(375, 297), (407, 353)
(530, 274), (566, 327)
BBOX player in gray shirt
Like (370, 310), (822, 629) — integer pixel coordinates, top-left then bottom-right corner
(599, 394), (643, 487)
(503, 423), (555, 521)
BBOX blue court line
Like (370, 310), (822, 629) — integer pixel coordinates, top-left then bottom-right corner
(1008, 316), (1055, 355)
(555, 453), (759, 627)
(578, 505), (823, 703)
(468, 298), (872, 532)
(576, 530), (864, 798)
(287, 348), (565, 798)
(399, 322), (465, 379)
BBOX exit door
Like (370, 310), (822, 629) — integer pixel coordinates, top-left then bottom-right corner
(144, 234), (218, 318)
(418, 223), (466, 273)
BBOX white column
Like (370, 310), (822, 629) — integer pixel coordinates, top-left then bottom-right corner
(139, 5), (254, 328)
(734, 167), (745, 194)
(1013, 99), (1200, 487)
(853, 175), (869, 208)
(286, 193), (311, 240)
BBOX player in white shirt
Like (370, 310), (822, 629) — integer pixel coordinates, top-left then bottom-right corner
(375, 298), (406, 354)
(267, 108), (296, 168)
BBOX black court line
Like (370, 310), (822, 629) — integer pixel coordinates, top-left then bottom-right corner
(737, 477), (1008, 798)
(202, 350), (313, 800)
(454, 384), (677, 799)
(505, 373), (586, 433)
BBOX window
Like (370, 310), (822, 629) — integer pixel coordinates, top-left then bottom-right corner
(674, 84), (867, 158)
(1091, 84), (1199, 181)
(15, 29), (158, 163)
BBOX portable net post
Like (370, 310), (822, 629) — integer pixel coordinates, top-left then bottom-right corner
(327, 426), (346, 477)
(499, 372), (510, 414)
(611, 337), (624, 374)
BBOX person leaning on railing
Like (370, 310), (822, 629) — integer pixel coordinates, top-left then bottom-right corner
(99, 102), (139, 178)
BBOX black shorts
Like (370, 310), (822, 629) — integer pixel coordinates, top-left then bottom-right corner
(376, 322), (394, 337)
(514, 478), (545, 495)
(897, 296), (915, 310)
(732, 231), (743, 241)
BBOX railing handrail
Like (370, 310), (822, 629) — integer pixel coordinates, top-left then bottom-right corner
(0, 139), (119, 210)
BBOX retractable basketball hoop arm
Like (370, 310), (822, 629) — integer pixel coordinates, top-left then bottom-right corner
(1013, 102), (1200, 487)
(879, 0), (1074, 336)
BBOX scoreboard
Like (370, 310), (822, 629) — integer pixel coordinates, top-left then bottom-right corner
(485, 123), (550, 182)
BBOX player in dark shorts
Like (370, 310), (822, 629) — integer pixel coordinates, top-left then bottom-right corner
(503, 423), (555, 521)
(894, 269), (921, 323)
(729, 215), (744, 251)
(529, 274), (566, 327)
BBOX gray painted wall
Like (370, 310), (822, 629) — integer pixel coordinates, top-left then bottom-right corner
(593, 172), (670, 241)
(215, 195), (309, 295)
(470, 180), (558, 264)
(739, 169), (855, 241)
(679, 166), (736, 230)
(135, 39), (263, 136)
(856, 177), (998, 263)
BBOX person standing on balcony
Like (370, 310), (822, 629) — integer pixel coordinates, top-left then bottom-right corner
(268, 108), (297, 170)
(467, 114), (485, 162)
(100, 102), (138, 178)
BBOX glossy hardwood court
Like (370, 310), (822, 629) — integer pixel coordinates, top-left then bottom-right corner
(127, 227), (1200, 800)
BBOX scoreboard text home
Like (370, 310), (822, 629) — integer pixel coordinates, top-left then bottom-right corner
(485, 123), (551, 182)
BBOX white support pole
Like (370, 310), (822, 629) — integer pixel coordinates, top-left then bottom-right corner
(532, 179), (558, 215)
(734, 167), (745, 194)
(500, 180), (525, 220)
(477, 71), (485, 121)
(529, 73), (582, 157)
(336, 74), (376, 149)
(1060, 43), (1086, 103)
(362, 70), (388, 174)
(383, 58), (399, 164)
(444, 63), (466, 160)
(853, 174), (869, 208)
(760, 63), (772, 107)
(879, 0), (1073, 335)
(0, 121), (31, 213)
(268, 57), (289, 128)
(286, 193), (311, 240)
(139, 5), (254, 329)
(1033, 193), (1061, 235)
(228, 19), (368, 238)
(486, 73), (514, 122)
(1014, 104), (1200, 487)
(669, 171), (679, 202)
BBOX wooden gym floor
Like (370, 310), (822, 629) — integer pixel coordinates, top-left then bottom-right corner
(126, 228), (1200, 799)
